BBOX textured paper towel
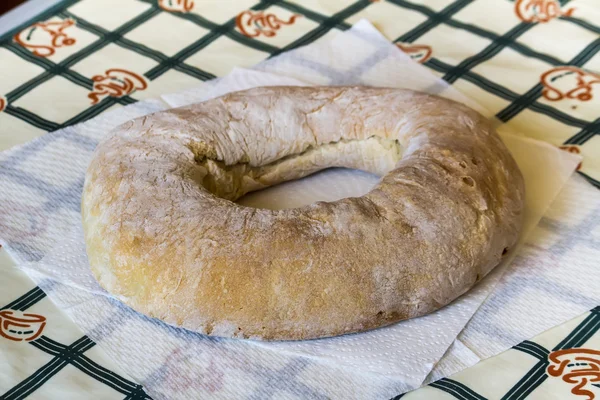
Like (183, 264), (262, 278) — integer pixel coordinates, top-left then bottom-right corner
(2, 21), (580, 398)
(427, 172), (600, 383)
(155, 19), (580, 379)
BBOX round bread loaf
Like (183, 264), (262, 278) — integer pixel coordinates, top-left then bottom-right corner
(82, 86), (525, 340)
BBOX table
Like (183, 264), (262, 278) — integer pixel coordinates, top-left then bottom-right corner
(1, 1), (599, 399)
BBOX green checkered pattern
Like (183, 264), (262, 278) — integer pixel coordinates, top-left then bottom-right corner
(391, 306), (600, 399)
(1, 0), (598, 187)
(1, 2), (600, 398)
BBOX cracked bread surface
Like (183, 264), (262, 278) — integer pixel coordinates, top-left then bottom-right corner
(82, 86), (525, 340)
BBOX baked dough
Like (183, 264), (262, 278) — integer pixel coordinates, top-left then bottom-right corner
(82, 86), (524, 340)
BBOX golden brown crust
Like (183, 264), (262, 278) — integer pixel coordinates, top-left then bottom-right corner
(82, 86), (525, 340)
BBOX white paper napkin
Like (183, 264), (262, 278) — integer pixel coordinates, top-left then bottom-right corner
(5, 21), (581, 398)
(427, 172), (600, 383)
(153, 21), (580, 382)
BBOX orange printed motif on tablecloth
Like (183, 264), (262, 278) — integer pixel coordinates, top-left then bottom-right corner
(541, 66), (600, 102)
(0, 96), (6, 113)
(548, 348), (600, 399)
(236, 10), (301, 38)
(14, 18), (77, 57)
(0, 310), (46, 342)
(88, 68), (148, 105)
(158, 0), (194, 13)
(515, 0), (574, 23)
(559, 145), (583, 170)
(396, 43), (432, 64)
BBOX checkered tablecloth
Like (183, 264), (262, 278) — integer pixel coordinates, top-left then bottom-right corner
(402, 306), (600, 400)
(2, 246), (599, 399)
(0, 0), (598, 186)
(1, 0), (600, 399)
(0, 255), (152, 399)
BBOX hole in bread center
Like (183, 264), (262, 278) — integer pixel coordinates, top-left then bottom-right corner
(237, 168), (380, 210)
(195, 137), (403, 210)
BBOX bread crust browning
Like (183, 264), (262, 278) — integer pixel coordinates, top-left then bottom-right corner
(82, 86), (525, 340)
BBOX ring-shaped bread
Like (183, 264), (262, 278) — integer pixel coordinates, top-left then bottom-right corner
(82, 86), (525, 340)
